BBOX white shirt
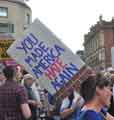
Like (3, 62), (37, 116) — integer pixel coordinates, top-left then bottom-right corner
(60, 91), (84, 112)
(31, 83), (41, 102)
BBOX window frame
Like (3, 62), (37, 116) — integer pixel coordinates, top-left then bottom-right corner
(26, 13), (30, 24)
(0, 23), (14, 33)
(0, 7), (8, 17)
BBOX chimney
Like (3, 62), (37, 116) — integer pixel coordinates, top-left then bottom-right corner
(99, 15), (103, 22)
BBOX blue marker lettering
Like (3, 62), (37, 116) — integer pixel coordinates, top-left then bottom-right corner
(31, 52), (39, 62)
(43, 54), (56, 65)
(65, 63), (79, 76)
(25, 56), (35, 67)
(34, 47), (43, 58)
(32, 67), (43, 79)
(24, 36), (34, 50)
(16, 41), (28, 54)
(39, 41), (49, 52)
(54, 44), (65, 56)
(51, 79), (63, 91)
(59, 71), (72, 82)
(30, 33), (39, 44)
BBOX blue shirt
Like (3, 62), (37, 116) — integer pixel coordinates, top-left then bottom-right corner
(76, 110), (105, 120)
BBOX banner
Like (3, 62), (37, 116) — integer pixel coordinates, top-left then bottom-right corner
(0, 40), (14, 60)
(7, 19), (86, 97)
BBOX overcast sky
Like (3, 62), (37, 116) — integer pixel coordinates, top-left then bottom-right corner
(27, 0), (114, 53)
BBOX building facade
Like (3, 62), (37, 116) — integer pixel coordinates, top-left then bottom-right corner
(0, 0), (32, 66)
(0, 0), (32, 39)
(84, 16), (114, 70)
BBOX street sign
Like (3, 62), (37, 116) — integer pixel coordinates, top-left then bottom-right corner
(7, 19), (88, 98)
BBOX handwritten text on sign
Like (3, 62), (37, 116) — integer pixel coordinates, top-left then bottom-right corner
(7, 19), (85, 95)
(16, 33), (79, 90)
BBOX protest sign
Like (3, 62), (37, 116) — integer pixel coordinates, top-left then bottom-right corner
(0, 40), (14, 60)
(7, 19), (88, 97)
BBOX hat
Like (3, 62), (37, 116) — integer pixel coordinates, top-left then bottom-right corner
(23, 74), (34, 80)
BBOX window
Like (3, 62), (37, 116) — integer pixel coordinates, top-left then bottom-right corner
(9, 24), (14, 33)
(26, 14), (30, 24)
(0, 23), (14, 33)
(0, 7), (8, 17)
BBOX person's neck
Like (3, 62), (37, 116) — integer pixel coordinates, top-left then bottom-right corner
(83, 98), (103, 112)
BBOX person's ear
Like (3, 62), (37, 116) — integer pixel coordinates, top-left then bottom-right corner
(96, 87), (101, 96)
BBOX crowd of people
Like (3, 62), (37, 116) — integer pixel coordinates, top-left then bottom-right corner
(0, 65), (114, 120)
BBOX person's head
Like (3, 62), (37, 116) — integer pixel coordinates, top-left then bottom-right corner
(80, 75), (96, 103)
(16, 65), (23, 81)
(23, 74), (35, 87)
(3, 66), (16, 80)
(95, 75), (112, 107)
(80, 74), (112, 107)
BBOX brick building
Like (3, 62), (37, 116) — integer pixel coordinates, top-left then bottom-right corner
(84, 16), (114, 70)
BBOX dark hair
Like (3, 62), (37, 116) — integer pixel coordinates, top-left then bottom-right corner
(3, 66), (16, 80)
(96, 75), (112, 89)
(22, 69), (28, 75)
(80, 76), (96, 102)
(68, 91), (74, 102)
(80, 74), (112, 102)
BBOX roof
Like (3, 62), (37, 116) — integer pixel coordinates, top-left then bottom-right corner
(0, 0), (31, 9)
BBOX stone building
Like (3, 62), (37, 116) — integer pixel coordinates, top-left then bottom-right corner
(0, 0), (32, 65)
(84, 16), (114, 70)
(0, 0), (32, 39)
